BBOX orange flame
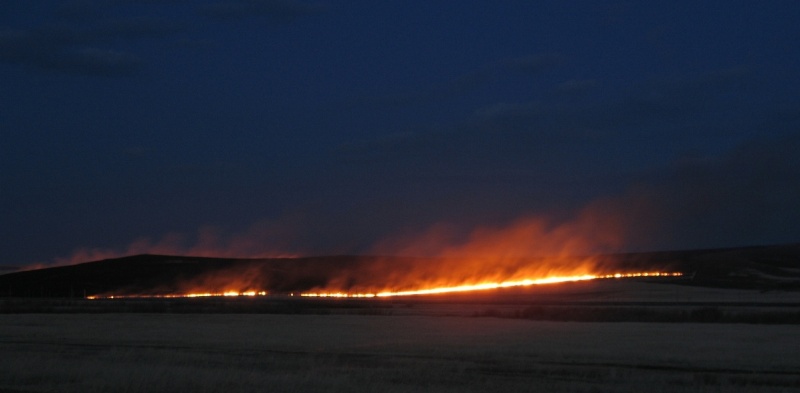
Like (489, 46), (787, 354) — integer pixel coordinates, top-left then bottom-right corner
(86, 291), (267, 300)
(84, 210), (680, 300)
(296, 214), (675, 297)
(86, 272), (682, 299)
(300, 272), (682, 298)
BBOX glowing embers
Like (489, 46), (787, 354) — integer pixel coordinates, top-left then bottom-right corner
(86, 291), (267, 300)
(300, 272), (683, 298)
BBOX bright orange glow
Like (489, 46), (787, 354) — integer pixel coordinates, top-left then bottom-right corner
(84, 272), (682, 299)
(77, 206), (684, 301)
(300, 272), (682, 298)
(86, 291), (267, 300)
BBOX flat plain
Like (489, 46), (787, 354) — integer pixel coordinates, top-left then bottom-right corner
(1, 281), (799, 392)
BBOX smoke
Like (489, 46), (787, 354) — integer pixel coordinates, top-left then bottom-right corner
(301, 206), (629, 294)
(589, 132), (800, 252)
(27, 177), (638, 295)
(26, 132), (798, 296)
(373, 211), (623, 260)
(23, 220), (300, 271)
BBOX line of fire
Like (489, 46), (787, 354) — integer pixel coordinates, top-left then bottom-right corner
(34, 244), (800, 300)
(84, 271), (683, 300)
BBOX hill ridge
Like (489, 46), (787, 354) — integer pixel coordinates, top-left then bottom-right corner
(0, 244), (798, 297)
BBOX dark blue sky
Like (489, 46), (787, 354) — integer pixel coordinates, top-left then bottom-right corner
(2, 1), (800, 266)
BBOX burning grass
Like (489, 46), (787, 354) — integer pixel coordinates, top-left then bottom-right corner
(300, 272), (682, 298)
(75, 271), (682, 299)
(6, 244), (798, 299)
(2, 276), (798, 393)
(5, 278), (800, 325)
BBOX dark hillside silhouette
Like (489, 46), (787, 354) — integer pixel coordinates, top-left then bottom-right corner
(1, 244), (798, 298)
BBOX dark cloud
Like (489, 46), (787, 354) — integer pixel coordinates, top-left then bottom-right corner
(0, 27), (144, 76)
(0, 6), (185, 76)
(665, 133), (800, 247)
(327, 67), (796, 246)
(0, 0), (331, 78)
(341, 66), (783, 161)
(601, 67), (755, 124)
(465, 66), (765, 150)
(332, 129), (800, 255)
(198, 0), (327, 22)
(592, 132), (800, 251)
(3, 1), (798, 266)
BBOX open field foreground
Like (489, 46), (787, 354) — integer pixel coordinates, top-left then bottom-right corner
(1, 314), (798, 393)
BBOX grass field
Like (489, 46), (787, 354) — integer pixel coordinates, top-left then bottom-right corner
(1, 312), (799, 393)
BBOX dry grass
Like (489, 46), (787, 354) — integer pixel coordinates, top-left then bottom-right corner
(1, 313), (799, 392)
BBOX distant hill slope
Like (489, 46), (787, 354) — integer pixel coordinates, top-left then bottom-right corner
(596, 243), (800, 290)
(0, 244), (798, 298)
(0, 266), (18, 275)
(0, 255), (388, 298)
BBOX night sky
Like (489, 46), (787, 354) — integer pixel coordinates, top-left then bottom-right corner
(2, 1), (800, 267)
